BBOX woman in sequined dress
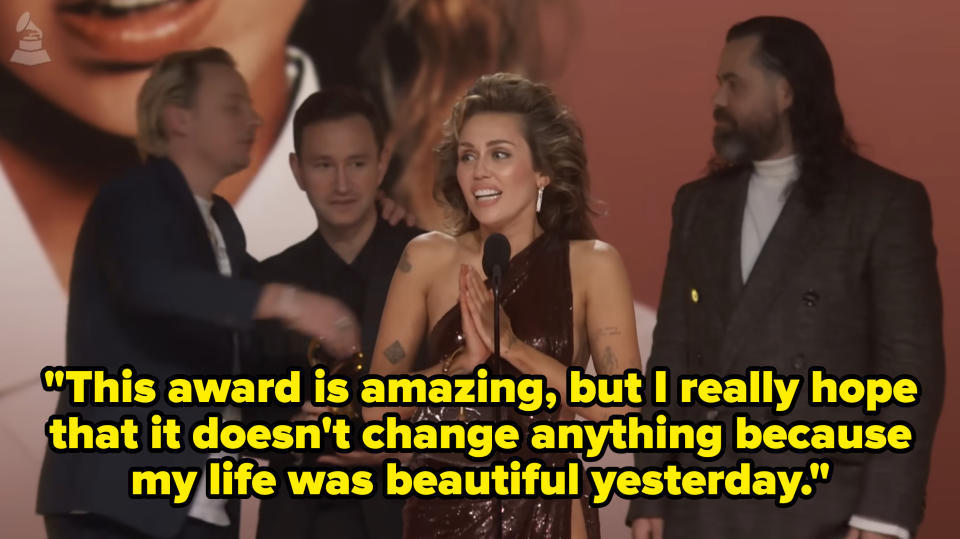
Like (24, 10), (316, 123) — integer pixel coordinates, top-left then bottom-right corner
(365, 73), (642, 539)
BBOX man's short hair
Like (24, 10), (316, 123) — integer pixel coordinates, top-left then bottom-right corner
(136, 47), (236, 159)
(293, 87), (387, 155)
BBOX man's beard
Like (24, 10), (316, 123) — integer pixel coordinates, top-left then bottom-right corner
(712, 107), (784, 164)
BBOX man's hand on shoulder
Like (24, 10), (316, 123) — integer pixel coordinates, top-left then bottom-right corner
(377, 190), (416, 227)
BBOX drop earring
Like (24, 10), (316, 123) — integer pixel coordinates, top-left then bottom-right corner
(536, 186), (544, 213)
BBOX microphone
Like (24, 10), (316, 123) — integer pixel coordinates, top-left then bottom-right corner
(482, 233), (510, 364)
(481, 233), (510, 539)
(482, 233), (511, 285)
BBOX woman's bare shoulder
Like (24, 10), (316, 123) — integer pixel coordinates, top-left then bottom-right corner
(569, 239), (630, 291)
(407, 230), (459, 251)
(569, 239), (625, 267)
(402, 231), (463, 274)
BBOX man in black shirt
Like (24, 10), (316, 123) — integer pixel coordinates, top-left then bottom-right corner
(254, 88), (423, 539)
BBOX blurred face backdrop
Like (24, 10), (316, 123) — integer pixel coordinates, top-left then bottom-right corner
(2, 3), (957, 539)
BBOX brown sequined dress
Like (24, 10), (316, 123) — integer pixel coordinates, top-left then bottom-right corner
(402, 233), (601, 539)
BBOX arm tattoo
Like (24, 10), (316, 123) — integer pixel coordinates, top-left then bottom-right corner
(596, 346), (619, 374)
(398, 251), (412, 273)
(384, 340), (406, 364)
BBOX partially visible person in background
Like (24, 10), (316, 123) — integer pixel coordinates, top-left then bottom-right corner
(628, 16), (944, 539)
(253, 87), (423, 539)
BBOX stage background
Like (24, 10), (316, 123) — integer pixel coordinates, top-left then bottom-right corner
(1, 1), (956, 538)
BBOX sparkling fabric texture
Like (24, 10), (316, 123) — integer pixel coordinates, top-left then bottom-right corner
(404, 233), (601, 539)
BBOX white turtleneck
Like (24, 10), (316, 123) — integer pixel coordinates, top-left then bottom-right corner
(741, 154), (799, 282)
(738, 154), (912, 539)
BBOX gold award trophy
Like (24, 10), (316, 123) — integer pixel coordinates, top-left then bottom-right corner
(306, 339), (364, 423)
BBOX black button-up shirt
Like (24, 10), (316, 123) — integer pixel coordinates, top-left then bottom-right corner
(254, 217), (424, 381)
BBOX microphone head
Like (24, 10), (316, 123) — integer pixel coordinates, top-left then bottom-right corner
(482, 233), (511, 279)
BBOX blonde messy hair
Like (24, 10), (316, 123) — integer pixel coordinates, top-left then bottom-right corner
(135, 47), (235, 159)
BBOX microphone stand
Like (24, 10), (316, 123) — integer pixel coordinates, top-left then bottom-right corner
(492, 266), (502, 365)
(491, 265), (504, 539)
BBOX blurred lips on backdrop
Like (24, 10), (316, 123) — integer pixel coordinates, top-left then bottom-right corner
(55, 0), (219, 65)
